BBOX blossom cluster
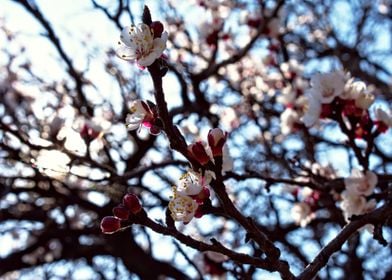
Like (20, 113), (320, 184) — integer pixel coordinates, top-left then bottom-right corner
(301, 71), (392, 136)
(168, 169), (212, 224)
(290, 187), (320, 227)
(275, 60), (308, 135)
(340, 169), (377, 222)
(188, 128), (232, 170)
(169, 128), (231, 224)
(290, 163), (336, 227)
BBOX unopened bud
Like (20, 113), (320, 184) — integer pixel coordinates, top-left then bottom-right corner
(123, 193), (142, 214)
(188, 142), (211, 165)
(100, 216), (121, 234)
(150, 21), (164, 38)
(207, 128), (227, 157)
(113, 204), (130, 220)
(80, 123), (101, 142)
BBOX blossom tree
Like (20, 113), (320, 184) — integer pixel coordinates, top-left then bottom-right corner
(1, 0), (392, 279)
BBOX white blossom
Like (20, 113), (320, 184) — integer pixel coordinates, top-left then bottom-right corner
(344, 169), (377, 197)
(301, 93), (321, 127)
(277, 86), (296, 106)
(355, 91), (374, 110)
(340, 191), (376, 221)
(177, 170), (209, 196)
(280, 107), (299, 135)
(291, 202), (314, 227)
(205, 251), (228, 263)
(32, 150), (71, 179)
(117, 23), (168, 67)
(342, 79), (366, 100)
(126, 100), (152, 131)
(311, 163), (337, 179)
(310, 71), (346, 104)
(168, 193), (199, 224)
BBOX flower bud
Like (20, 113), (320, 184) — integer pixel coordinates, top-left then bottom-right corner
(100, 216), (121, 234)
(80, 123), (101, 143)
(123, 193), (142, 214)
(150, 21), (164, 38)
(188, 141), (211, 165)
(113, 204), (130, 220)
(207, 128), (227, 157)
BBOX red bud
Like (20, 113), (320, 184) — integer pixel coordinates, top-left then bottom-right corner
(208, 128), (227, 157)
(80, 123), (101, 142)
(100, 216), (121, 234)
(150, 21), (164, 38)
(188, 142), (211, 165)
(113, 204), (130, 220)
(123, 193), (142, 214)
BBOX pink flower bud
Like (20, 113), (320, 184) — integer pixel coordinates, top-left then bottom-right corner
(123, 193), (142, 214)
(100, 216), (121, 234)
(113, 204), (130, 220)
(208, 128), (227, 157)
(188, 142), (211, 165)
(80, 123), (101, 142)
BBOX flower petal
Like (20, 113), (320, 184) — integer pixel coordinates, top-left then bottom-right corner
(116, 45), (137, 61)
(120, 25), (138, 48)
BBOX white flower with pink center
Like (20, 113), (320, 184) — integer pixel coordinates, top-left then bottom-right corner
(126, 100), (150, 130)
(177, 170), (210, 196)
(126, 100), (162, 135)
(117, 23), (168, 67)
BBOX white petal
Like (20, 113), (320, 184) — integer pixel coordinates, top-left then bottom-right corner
(138, 52), (159, 67)
(120, 25), (138, 48)
(116, 45), (137, 61)
(302, 95), (321, 127)
(126, 113), (145, 130)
